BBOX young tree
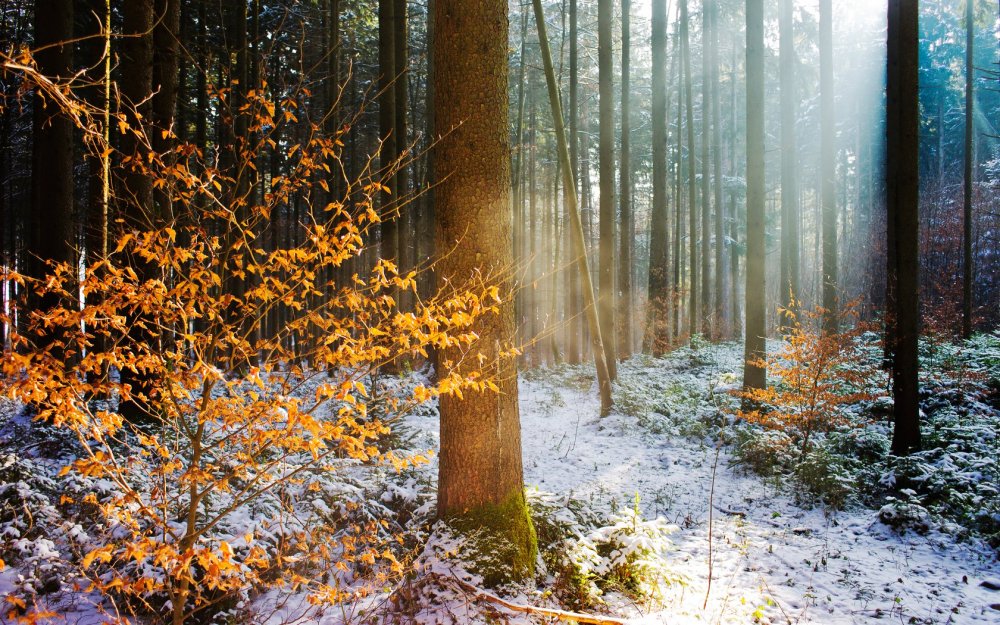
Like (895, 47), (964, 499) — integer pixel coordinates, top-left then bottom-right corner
(433, 0), (536, 584)
(744, 0), (766, 391)
(886, 0), (921, 455)
(598, 0), (617, 378)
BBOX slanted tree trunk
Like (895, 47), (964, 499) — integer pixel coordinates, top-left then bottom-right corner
(744, 0), (766, 391)
(433, 0), (536, 586)
(886, 0), (920, 455)
(532, 0), (613, 414)
(597, 0), (617, 378)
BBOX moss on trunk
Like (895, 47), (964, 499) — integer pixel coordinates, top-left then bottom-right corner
(442, 488), (538, 587)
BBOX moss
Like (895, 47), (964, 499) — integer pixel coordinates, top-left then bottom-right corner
(442, 488), (538, 587)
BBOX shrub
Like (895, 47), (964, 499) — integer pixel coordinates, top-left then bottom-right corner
(0, 69), (509, 624)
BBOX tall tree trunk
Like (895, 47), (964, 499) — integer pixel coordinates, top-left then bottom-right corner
(378, 0), (397, 268)
(152, 0), (180, 218)
(886, 0), (920, 455)
(29, 0), (74, 316)
(618, 0), (632, 359)
(744, 0), (766, 391)
(963, 0), (975, 338)
(681, 0), (697, 340)
(393, 0), (410, 305)
(779, 0), (799, 331)
(820, 0), (838, 332)
(597, 0), (617, 378)
(647, 0), (670, 355)
(700, 0), (712, 337)
(710, 0), (726, 339)
(433, 0), (536, 585)
(567, 0), (582, 364)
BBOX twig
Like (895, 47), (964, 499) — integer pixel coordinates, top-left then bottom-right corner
(445, 574), (629, 625)
(704, 440), (722, 610)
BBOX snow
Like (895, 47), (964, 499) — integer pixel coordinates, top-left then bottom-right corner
(3, 341), (1000, 624)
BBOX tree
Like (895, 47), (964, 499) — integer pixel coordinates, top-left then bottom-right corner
(379, 0), (398, 271)
(681, 0), (697, 339)
(886, 0), (920, 455)
(744, 0), (766, 391)
(433, 0), (536, 585)
(647, 0), (670, 355)
(598, 0), (617, 378)
(709, 0), (726, 339)
(618, 0), (633, 359)
(779, 0), (800, 331)
(700, 0), (712, 337)
(29, 0), (73, 289)
(963, 0), (975, 338)
(820, 0), (838, 332)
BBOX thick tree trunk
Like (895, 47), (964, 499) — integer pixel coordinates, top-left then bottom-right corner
(433, 0), (536, 586)
(597, 0), (616, 378)
(378, 0), (397, 267)
(886, 0), (921, 455)
(744, 0), (766, 391)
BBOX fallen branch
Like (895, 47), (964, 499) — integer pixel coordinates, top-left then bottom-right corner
(446, 574), (629, 625)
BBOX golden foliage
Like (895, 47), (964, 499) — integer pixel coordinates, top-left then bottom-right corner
(736, 302), (876, 451)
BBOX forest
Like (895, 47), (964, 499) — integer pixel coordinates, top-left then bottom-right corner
(0, 0), (999, 623)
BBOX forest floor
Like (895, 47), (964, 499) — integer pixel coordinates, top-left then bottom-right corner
(2, 340), (1000, 624)
(364, 341), (1000, 625)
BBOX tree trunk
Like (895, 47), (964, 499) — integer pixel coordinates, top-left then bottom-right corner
(378, 0), (397, 267)
(618, 0), (632, 359)
(820, 0), (838, 332)
(433, 0), (536, 586)
(532, 0), (613, 415)
(647, 0), (670, 355)
(567, 0), (582, 365)
(710, 0), (726, 339)
(886, 0), (921, 455)
(779, 0), (799, 331)
(744, 0), (766, 391)
(963, 0), (975, 338)
(700, 0), (712, 337)
(681, 0), (697, 340)
(597, 0), (617, 378)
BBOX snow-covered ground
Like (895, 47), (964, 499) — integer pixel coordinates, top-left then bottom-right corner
(3, 342), (999, 624)
(400, 350), (1000, 624)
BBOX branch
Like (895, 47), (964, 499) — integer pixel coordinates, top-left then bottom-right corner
(445, 575), (629, 625)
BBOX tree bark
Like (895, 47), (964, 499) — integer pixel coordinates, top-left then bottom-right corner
(820, 0), (838, 332)
(598, 0), (617, 378)
(434, 0), (536, 585)
(618, 0), (632, 359)
(744, 0), (766, 391)
(963, 0), (975, 338)
(886, 0), (921, 455)
(779, 0), (799, 331)
(647, 0), (670, 355)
